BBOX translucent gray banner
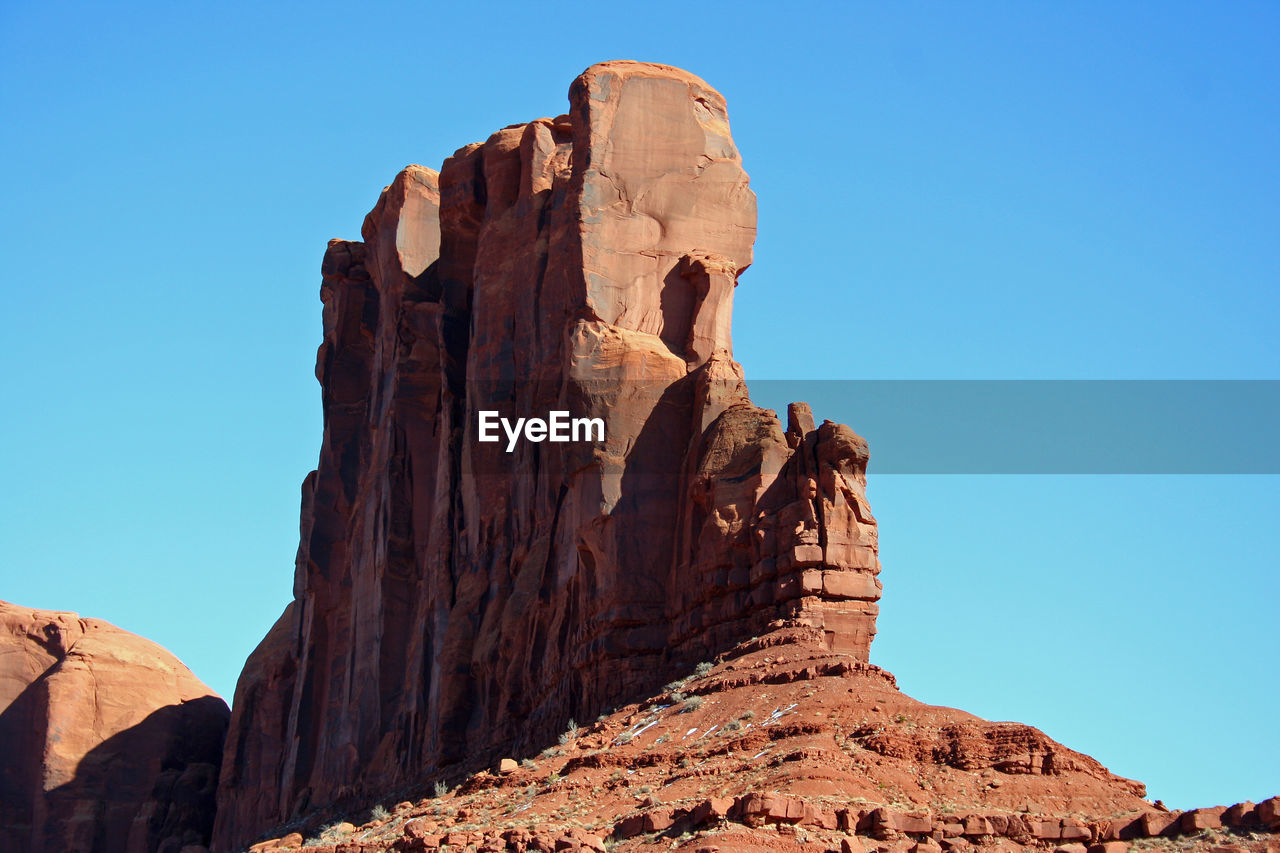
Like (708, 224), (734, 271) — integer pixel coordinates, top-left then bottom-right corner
(746, 380), (1280, 474)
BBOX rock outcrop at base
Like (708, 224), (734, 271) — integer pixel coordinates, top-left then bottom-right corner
(214, 61), (884, 849)
(221, 632), (1274, 853)
(0, 599), (229, 853)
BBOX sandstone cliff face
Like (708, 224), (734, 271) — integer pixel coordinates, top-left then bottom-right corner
(214, 61), (883, 849)
(0, 600), (229, 853)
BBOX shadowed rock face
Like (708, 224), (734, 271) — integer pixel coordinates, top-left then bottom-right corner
(0, 600), (228, 853)
(213, 61), (882, 850)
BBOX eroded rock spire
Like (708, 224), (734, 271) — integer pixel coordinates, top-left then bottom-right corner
(213, 61), (881, 849)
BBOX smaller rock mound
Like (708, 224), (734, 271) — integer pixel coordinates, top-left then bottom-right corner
(223, 627), (1280, 853)
(0, 599), (229, 853)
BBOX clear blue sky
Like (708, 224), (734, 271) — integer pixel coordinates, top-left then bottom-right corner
(2, 0), (1276, 811)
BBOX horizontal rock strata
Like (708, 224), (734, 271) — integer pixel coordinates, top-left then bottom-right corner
(225, 637), (1277, 853)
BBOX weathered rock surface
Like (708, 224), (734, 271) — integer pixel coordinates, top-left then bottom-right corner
(214, 61), (883, 849)
(208, 632), (1278, 852)
(0, 599), (229, 853)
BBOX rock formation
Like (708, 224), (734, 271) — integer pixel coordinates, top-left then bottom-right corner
(211, 61), (1278, 853)
(0, 599), (229, 853)
(219, 634), (1280, 852)
(214, 61), (882, 849)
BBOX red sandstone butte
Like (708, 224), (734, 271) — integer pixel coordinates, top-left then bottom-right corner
(212, 61), (1275, 853)
(214, 61), (883, 849)
(0, 599), (229, 853)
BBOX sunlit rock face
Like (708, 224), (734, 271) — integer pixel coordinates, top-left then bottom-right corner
(213, 61), (881, 850)
(0, 600), (228, 853)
